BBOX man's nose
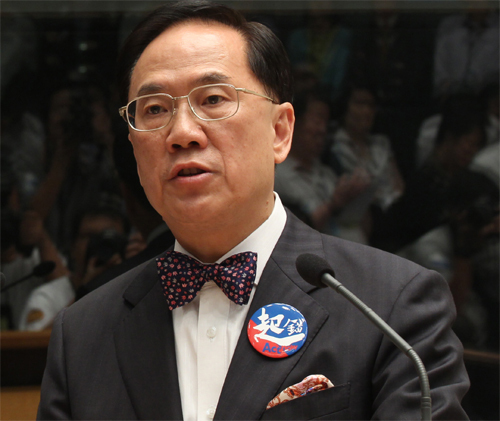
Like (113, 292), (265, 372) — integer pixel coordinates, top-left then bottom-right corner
(165, 100), (209, 152)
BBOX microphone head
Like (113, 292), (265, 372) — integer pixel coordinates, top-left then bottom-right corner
(33, 261), (56, 278)
(295, 253), (335, 288)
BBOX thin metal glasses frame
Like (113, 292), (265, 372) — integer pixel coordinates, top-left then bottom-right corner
(118, 83), (277, 132)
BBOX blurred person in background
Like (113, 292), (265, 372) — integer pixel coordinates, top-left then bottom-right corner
(348, 0), (434, 180)
(370, 92), (487, 254)
(1, 208), (68, 330)
(275, 91), (369, 233)
(433, 4), (499, 100)
(18, 204), (130, 331)
(287, 6), (352, 105)
(323, 83), (404, 244)
(76, 132), (175, 300)
(416, 84), (499, 168)
(28, 83), (122, 254)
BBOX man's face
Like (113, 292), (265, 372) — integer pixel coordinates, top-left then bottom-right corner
(127, 21), (293, 242)
(345, 89), (376, 135)
(293, 100), (329, 160)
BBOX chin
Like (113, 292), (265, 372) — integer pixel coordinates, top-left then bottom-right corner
(165, 198), (218, 223)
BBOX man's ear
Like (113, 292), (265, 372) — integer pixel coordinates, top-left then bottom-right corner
(273, 102), (295, 164)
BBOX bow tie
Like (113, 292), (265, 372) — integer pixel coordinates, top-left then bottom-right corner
(157, 250), (257, 310)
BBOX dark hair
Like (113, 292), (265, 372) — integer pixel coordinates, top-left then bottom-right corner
(447, 169), (499, 229)
(71, 204), (129, 244)
(292, 90), (329, 123)
(436, 92), (487, 147)
(335, 82), (378, 122)
(116, 0), (293, 105)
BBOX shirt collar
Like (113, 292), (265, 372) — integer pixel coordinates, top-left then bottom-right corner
(175, 193), (287, 286)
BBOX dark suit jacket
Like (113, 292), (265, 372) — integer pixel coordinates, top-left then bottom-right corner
(37, 211), (469, 420)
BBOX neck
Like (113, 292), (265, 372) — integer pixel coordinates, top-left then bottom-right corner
(345, 126), (368, 146)
(170, 196), (275, 263)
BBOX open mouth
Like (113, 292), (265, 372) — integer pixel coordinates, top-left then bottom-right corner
(177, 168), (206, 177)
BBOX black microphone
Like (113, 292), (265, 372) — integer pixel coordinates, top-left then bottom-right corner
(1, 261), (56, 292)
(296, 253), (432, 421)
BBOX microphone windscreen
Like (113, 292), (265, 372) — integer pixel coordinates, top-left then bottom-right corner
(33, 261), (56, 277)
(295, 253), (335, 288)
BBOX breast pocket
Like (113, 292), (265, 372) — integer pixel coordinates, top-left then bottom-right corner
(260, 383), (350, 420)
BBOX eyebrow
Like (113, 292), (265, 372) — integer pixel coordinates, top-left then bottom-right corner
(136, 73), (231, 98)
(197, 73), (230, 85)
(136, 84), (165, 97)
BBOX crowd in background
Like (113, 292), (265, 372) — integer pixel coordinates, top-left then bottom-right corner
(1, 3), (498, 363)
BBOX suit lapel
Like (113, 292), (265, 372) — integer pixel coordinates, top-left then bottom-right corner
(113, 212), (328, 420)
(114, 260), (183, 420)
(215, 212), (329, 420)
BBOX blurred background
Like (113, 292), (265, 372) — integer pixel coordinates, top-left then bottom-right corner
(1, 1), (498, 419)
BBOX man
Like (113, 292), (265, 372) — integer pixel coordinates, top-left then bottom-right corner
(38, 2), (469, 420)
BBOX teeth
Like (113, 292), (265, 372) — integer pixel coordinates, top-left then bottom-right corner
(179, 168), (205, 176)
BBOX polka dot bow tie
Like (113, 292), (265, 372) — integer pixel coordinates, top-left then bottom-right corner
(157, 250), (257, 310)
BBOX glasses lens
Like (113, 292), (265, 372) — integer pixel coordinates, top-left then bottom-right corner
(128, 94), (174, 130)
(189, 84), (238, 121)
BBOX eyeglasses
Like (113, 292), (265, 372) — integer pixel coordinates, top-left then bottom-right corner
(119, 83), (277, 132)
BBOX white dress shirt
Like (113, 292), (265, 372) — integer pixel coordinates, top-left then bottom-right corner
(18, 275), (75, 331)
(274, 155), (337, 217)
(172, 193), (287, 421)
(433, 13), (499, 96)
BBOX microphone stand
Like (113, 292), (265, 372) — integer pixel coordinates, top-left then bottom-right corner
(320, 271), (432, 421)
(1, 261), (56, 293)
(296, 253), (432, 421)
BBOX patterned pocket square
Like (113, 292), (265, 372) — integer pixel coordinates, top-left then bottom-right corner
(266, 374), (334, 410)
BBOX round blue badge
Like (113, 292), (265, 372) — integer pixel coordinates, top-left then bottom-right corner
(247, 303), (308, 358)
